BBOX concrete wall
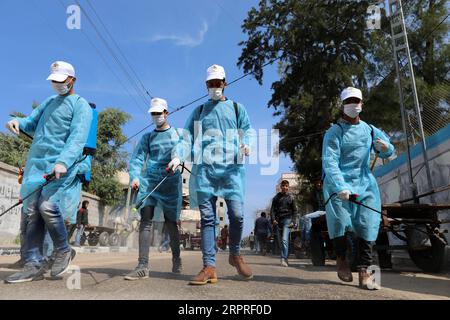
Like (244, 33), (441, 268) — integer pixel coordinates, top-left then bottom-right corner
(374, 125), (450, 245)
(0, 162), (22, 245)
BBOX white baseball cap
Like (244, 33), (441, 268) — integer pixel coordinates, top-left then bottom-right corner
(206, 64), (226, 81)
(148, 98), (168, 113)
(46, 61), (75, 82)
(340, 87), (363, 102)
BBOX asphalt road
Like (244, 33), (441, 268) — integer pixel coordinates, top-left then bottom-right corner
(0, 249), (449, 300)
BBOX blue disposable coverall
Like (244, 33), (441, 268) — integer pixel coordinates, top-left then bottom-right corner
(129, 127), (185, 221)
(183, 99), (254, 208)
(322, 119), (394, 242)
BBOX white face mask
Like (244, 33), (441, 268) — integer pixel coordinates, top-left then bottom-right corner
(208, 88), (223, 101)
(152, 114), (166, 127)
(51, 80), (72, 95)
(343, 103), (362, 118)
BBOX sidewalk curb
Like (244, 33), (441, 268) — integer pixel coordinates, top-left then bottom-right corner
(0, 247), (20, 256)
(0, 246), (135, 256)
(73, 246), (132, 254)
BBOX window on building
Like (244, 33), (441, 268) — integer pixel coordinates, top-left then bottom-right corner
(220, 202), (224, 207)
(183, 178), (186, 184)
(220, 217), (224, 221)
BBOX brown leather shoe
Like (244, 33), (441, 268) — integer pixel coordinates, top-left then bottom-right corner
(229, 255), (253, 280)
(358, 268), (380, 290)
(189, 266), (218, 285)
(336, 256), (353, 282)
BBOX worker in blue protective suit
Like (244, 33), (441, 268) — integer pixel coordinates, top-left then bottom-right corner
(322, 87), (394, 290)
(4, 61), (93, 283)
(43, 155), (92, 262)
(9, 151), (91, 270)
(124, 98), (184, 281)
(184, 64), (254, 285)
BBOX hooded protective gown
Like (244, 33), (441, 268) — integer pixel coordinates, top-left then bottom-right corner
(183, 99), (253, 208)
(16, 94), (93, 210)
(322, 119), (394, 242)
(129, 127), (185, 222)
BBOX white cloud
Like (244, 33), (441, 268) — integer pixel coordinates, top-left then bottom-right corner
(147, 21), (208, 48)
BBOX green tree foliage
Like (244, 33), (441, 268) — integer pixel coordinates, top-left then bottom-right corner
(238, 0), (374, 181)
(0, 132), (31, 168)
(366, 0), (450, 137)
(0, 111), (31, 168)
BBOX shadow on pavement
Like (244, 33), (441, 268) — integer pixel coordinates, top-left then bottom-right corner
(220, 274), (340, 286)
(81, 268), (193, 283)
(379, 272), (450, 298)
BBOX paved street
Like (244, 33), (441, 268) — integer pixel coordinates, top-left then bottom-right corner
(0, 249), (449, 300)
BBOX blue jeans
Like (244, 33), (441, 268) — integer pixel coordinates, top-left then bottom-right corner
(198, 195), (243, 267)
(160, 231), (170, 251)
(19, 208), (28, 260)
(276, 217), (292, 260)
(75, 225), (86, 246)
(43, 230), (54, 258)
(23, 195), (70, 267)
(20, 210), (54, 260)
(301, 211), (326, 247)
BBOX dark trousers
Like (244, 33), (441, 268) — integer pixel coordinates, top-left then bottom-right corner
(138, 206), (180, 267)
(221, 238), (227, 250)
(333, 235), (373, 269)
(256, 233), (267, 253)
(67, 224), (77, 242)
(375, 231), (393, 268)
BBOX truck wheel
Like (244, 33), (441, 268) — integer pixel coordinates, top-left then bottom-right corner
(310, 231), (325, 266)
(88, 232), (99, 246)
(99, 232), (109, 246)
(408, 233), (447, 273)
(109, 233), (120, 247)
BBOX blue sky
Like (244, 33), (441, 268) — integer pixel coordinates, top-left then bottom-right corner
(0, 0), (294, 235)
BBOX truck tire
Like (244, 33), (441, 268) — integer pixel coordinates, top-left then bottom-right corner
(109, 233), (120, 247)
(408, 233), (447, 273)
(88, 232), (99, 246)
(99, 232), (109, 246)
(310, 231), (325, 266)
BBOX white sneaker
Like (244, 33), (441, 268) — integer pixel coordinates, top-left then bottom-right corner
(281, 259), (289, 267)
